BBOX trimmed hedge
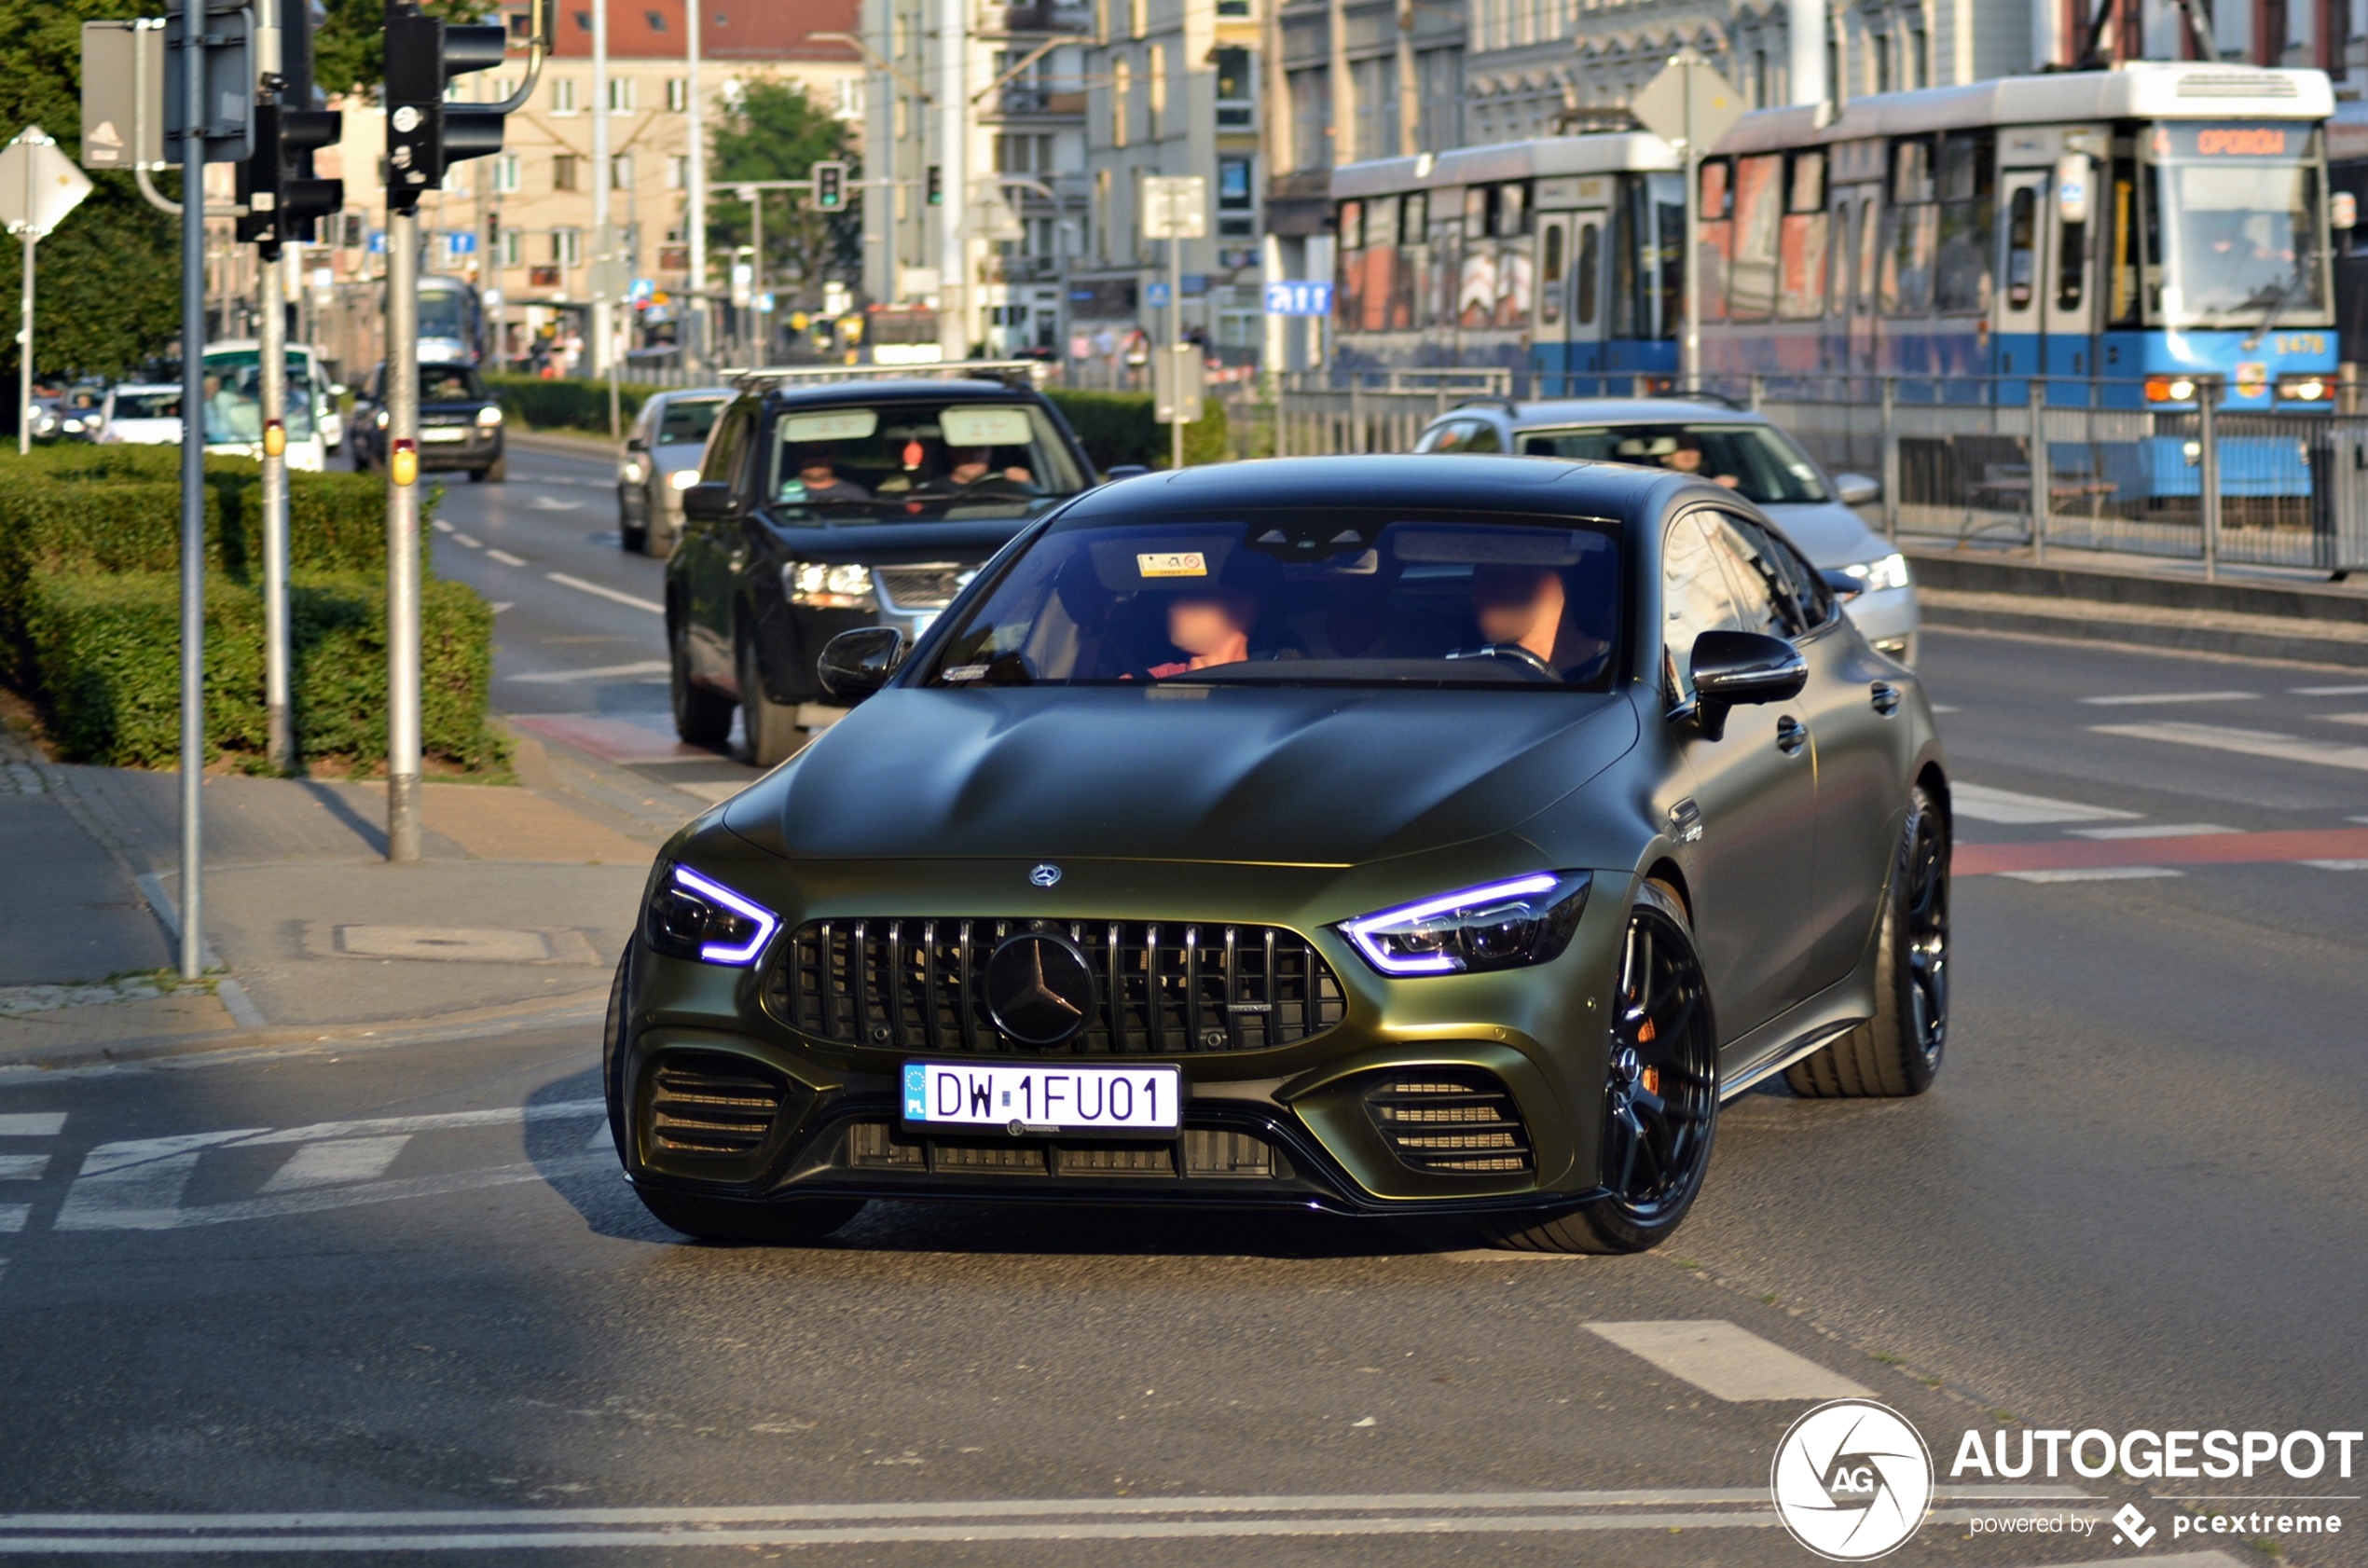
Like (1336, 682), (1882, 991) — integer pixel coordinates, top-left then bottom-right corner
(20, 571), (496, 771)
(1044, 388), (1228, 471)
(485, 374), (664, 433)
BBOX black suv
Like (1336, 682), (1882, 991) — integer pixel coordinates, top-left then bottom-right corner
(668, 375), (1103, 764)
(351, 362), (507, 482)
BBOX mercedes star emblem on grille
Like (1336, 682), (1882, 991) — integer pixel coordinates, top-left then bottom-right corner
(983, 933), (1096, 1046)
(1028, 863), (1063, 887)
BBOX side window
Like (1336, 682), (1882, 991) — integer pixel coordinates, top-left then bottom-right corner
(702, 402), (754, 490)
(1698, 513), (1790, 639)
(1417, 417), (1502, 453)
(1662, 512), (1745, 703)
(1729, 516), (1836, 633)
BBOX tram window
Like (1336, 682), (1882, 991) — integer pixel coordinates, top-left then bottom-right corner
(1882, 205), (1937, 314)
(1829, 199), (1856, 317)
(1497, 183), (1529, 236)
(1728, 154), (1783, 322)
(1405, 191), (1427, 238)
(1576, 224), (1601, 325)
(1541, 226), (1566, 326)
(1340, 199), (1364, 252)
(2005, 186), (2038, 310)
(1465, 186), (1489, 241)
(2108, 159), (2141, 325)
(1934, 131), (1995, 314)
(1779, 152), (1830, 319)
(1893, 137), (1935, 204)
(1856, 200), (1880, 312)
(1790, 150), (1826, 213)
(1697, 160), (1734, 323)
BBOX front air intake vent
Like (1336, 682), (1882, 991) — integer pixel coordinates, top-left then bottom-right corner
(1363, 1071), (1535, 1176)
(645, 1051), (792, 1159)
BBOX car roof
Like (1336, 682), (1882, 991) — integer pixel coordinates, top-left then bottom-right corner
(651, 387), (736, 403)
(1442, 397), (1767, 427)
(1061, 453), (1696, 522)
(758, 377), (1042, 408)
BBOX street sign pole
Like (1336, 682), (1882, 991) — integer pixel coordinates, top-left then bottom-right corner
(176, 3), (209, 978)
(1630, 49), (1740, 397)
(259, 247), (293, 770)
(386, 204), (422, 861)
(15, 142), (31, 457)
(1170, 230), (1182, 470)
(1681, 106), (1699, 392)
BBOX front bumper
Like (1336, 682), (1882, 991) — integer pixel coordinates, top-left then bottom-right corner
(605, 845), (1634, 1217)
(414, 423), (504, 470)
(1840, 583), (1919, 662)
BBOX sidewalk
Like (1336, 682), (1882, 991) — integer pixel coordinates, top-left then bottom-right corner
(0, 719), (719, 1068)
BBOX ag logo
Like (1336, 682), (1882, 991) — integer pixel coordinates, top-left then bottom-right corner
(1770, 1398), (1934, 1561)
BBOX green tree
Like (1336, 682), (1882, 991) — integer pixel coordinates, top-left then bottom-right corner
(313, 0), (489, 98)
(0, 0), (184, 383)
(708, 79), (859, 310)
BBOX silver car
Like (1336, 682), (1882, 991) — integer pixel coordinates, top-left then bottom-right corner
(1412, 397), (1919, 663)
(619, 388), (735, 557)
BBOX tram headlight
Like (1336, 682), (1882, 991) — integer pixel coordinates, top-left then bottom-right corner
(2275, 374), (2333, 404)
(2144, 376), (2199, 404)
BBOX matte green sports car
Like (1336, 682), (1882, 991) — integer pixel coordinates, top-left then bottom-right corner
(602, 455), (1952, 1253)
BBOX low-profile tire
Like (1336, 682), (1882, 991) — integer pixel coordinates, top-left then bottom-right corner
(1490, 879), (1719, 1255)
(1784, 782), (1949, 1099)
(634, 1187), (864, 1246)
(467, 466), (488, 483)
(669, 614), (735, 749)
(737, 632), (804, 769)
(620, 516), (648, 553)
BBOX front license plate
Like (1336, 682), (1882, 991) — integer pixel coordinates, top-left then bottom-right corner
(421, 427), (467, 442)
(902, 1062), (1180, 1135)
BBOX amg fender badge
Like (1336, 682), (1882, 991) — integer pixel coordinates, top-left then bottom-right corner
(1670, 798), (1703, 844)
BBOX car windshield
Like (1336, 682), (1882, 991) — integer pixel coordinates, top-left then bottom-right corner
(1511, 422), (1828, 504)
(200, 353), (317, 442)
(763, 401), (1089, 525)
(112, 390), (181, 420)
(657, 397), (726, 446)
(2145, 123), (2330, 327)
(420, 365), (489, 403)
(922, 512), (1623, 690)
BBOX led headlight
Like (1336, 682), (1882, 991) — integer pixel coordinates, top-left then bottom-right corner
(782, 560), (878, 610)
(645, 864), (779, 965)
(621, 461), (645, 484)
(374, 407), (390, 428)
(1339, 872), (1590, 976)
(668, 468), (701, 490)
(476, 404), (503, 427)
(1841, 551), (1911, 593)
(2276, 373), (2333, 404)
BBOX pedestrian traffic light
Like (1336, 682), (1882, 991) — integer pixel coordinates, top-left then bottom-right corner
(383, 0), (512, 211)
(236, 101), (343, 247)
(812, 159), (847, 212)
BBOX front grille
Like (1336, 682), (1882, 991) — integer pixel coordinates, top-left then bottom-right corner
(768, 919), (1345, 1054)
(840, 1121), (1288, 1179)
(874, 564), (969, 611)
(1363, 1072), (1535, 1176)
(645, 1051), (792, 1158)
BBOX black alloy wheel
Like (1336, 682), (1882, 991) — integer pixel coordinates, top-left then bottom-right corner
(1786, 782), (1950, 1098)
(669, 613), (734, 749)
(1491, 880), (1719, 1255)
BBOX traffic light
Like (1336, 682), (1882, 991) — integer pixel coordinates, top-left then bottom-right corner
(236, 102), (343, 246)
(812, 159), (847, 212)
(383, 0), (510, 211)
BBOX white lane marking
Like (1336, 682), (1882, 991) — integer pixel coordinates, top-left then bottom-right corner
(527, 496), (584, 511)
(451, 533), (483, 549)
(2292, 683), (2368, 695)
(1584, 1320), (1871, 1401)
(546, 572), (664, 614)
(504, 660), (671, 683)
(2081, 691), (2258, 706)
(62, 1152), (612, 1232)
(430, 518), (454, 534)
(485, 548), (530, 567)
(2300, 859), (2368, 870)
(2318, 712), (2368, 726)
(489, 601), (515, 613)
(0, 1155), (50, 1179)
(55, 1130), (264, 1230)
(2093, 722), (2368, 773)
(1929, 704), (1961, 712)
(2065, 823), (2233, 840)
(1952, 783), (2141, 825)
(1998, 866), (2185, 884)
(0, 1114), (65, 1136)
(0, 1207), (26, 1233)
(260, 1135), (413, 1193)
(585, 1122), (613, 1151)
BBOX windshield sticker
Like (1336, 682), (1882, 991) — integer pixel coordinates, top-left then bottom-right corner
(1137, 551), (1208, 578)
(941, 406), (1033, 447)
(943, 665), (990, 681)
(780, 410), (880, 443)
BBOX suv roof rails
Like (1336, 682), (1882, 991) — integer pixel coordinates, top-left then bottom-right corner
(1648, 387), (1747, 410)
(723, 360), (1045, 392)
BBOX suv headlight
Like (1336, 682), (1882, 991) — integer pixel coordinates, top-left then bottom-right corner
(1339, 872), (1590, 976)
(645, 865), (779, 965)
(477, 405), (503, 427)
(783, 560), (877, 611)
(1841, 551), (1910, 594)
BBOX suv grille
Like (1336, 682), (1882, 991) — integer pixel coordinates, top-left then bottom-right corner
(874, 565), (969, 611)
(645, 1051), (793, 1158)
(1363, 1071), (1535, 1176)
(768, 918), (1346, 1054)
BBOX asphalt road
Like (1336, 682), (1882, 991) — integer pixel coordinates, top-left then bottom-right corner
(0, 448), (2357, 1564)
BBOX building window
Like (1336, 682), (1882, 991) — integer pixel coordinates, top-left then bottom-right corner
(667, 154), (688, 188)
(1907, 23), (1929, 87)
(551, 76), (578, 114)
(612, 153), (633, 189)
(1218, 156), (1254, 237)
(1129, 0), (1146, 36)
(666, 76), (688, 111)
(555, 228), (583, 268)
(554, 154), (581, 190)
(609, 76), (635, 112)
(493, 153), (521, 192)
(1216, 0), (1248, 14)
(1214, 46), (1252, 128)
(1112, 57), (1131, 147)
(500, 229), (526, 267)
(835, 77), (863, 118)
(644, 7), (665, 27)
(1095, 168), (1111, 259)
(1149, 45), (1167, 138)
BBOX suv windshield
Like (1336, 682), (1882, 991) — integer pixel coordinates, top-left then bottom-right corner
(924, 512), (1623, 689)
(419, 365), (489, 403)
(1511, 422), (1829, 504)
(200, 352), (317, 442)
(763, 400), (1088, 524)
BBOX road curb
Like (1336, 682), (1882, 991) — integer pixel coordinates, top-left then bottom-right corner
(1904, 546), (2368, 624)
(507, 429), (617, 459)
(1920, 590), (2368, 667)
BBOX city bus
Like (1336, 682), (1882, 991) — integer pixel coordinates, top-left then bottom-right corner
(1329, 133), (1684, 392)
(1699, 62), (2341, 411)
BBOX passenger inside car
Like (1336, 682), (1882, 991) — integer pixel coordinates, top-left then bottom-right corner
(789, 446), (871, 502)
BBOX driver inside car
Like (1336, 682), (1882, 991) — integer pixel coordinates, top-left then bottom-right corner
(934, 445), (1037, 492)
(1467, 563), (1612, 677)
(1147, 589), (1260, 678)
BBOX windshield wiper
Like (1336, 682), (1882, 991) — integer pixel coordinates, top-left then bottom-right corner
(2241, 250), (2315, 352)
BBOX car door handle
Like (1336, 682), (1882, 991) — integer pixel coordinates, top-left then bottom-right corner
(1870, 681), (1902, 716)
(1775, 716), (1807, 755)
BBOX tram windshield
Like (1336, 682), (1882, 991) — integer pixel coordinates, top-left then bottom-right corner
(2146, 122), (2330, 328)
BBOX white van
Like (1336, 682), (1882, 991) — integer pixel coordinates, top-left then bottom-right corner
(199, 341), (330, 472)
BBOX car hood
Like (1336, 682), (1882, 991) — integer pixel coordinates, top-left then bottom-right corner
(1760, 500), (1890, 569)
(724, 685), (1639, 866)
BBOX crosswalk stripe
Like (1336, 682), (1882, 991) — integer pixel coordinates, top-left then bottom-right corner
(2065, 823), (2232, 839)
(1999, 867), (2183, 883)
(1951, 784), (2139, 824)
(2093, 722), (2368, 773)
(1584, 1320), (1872, 1400)
(260, 1136), (412, 1193)
(0, 1114), (65, 1136)
(0, 1155), (51, 1180)
(2081, 691), (2257, 706)
(0, 1207), (27, 1233)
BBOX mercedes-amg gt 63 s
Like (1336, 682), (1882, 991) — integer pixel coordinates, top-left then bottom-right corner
(603, 455), (1952, 1254)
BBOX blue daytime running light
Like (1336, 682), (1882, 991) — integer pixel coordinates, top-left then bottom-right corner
(1339, 872), (1589, 976)
(670, 865), (780, 965)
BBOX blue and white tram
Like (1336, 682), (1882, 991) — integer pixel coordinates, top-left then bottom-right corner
(1329, 134), (1685, 392)
(1700, 62), (2341, 411)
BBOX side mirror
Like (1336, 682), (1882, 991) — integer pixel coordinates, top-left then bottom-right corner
(680, 481), (742, 522)
(1688, 630), (1807, 742)
(625, 436), (647, 452)
(817, 626), (907, 703)
(1834, 473), (1880, 507)
(1820, 567), (1865, 601)
(1102, 464), (1151, 483)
